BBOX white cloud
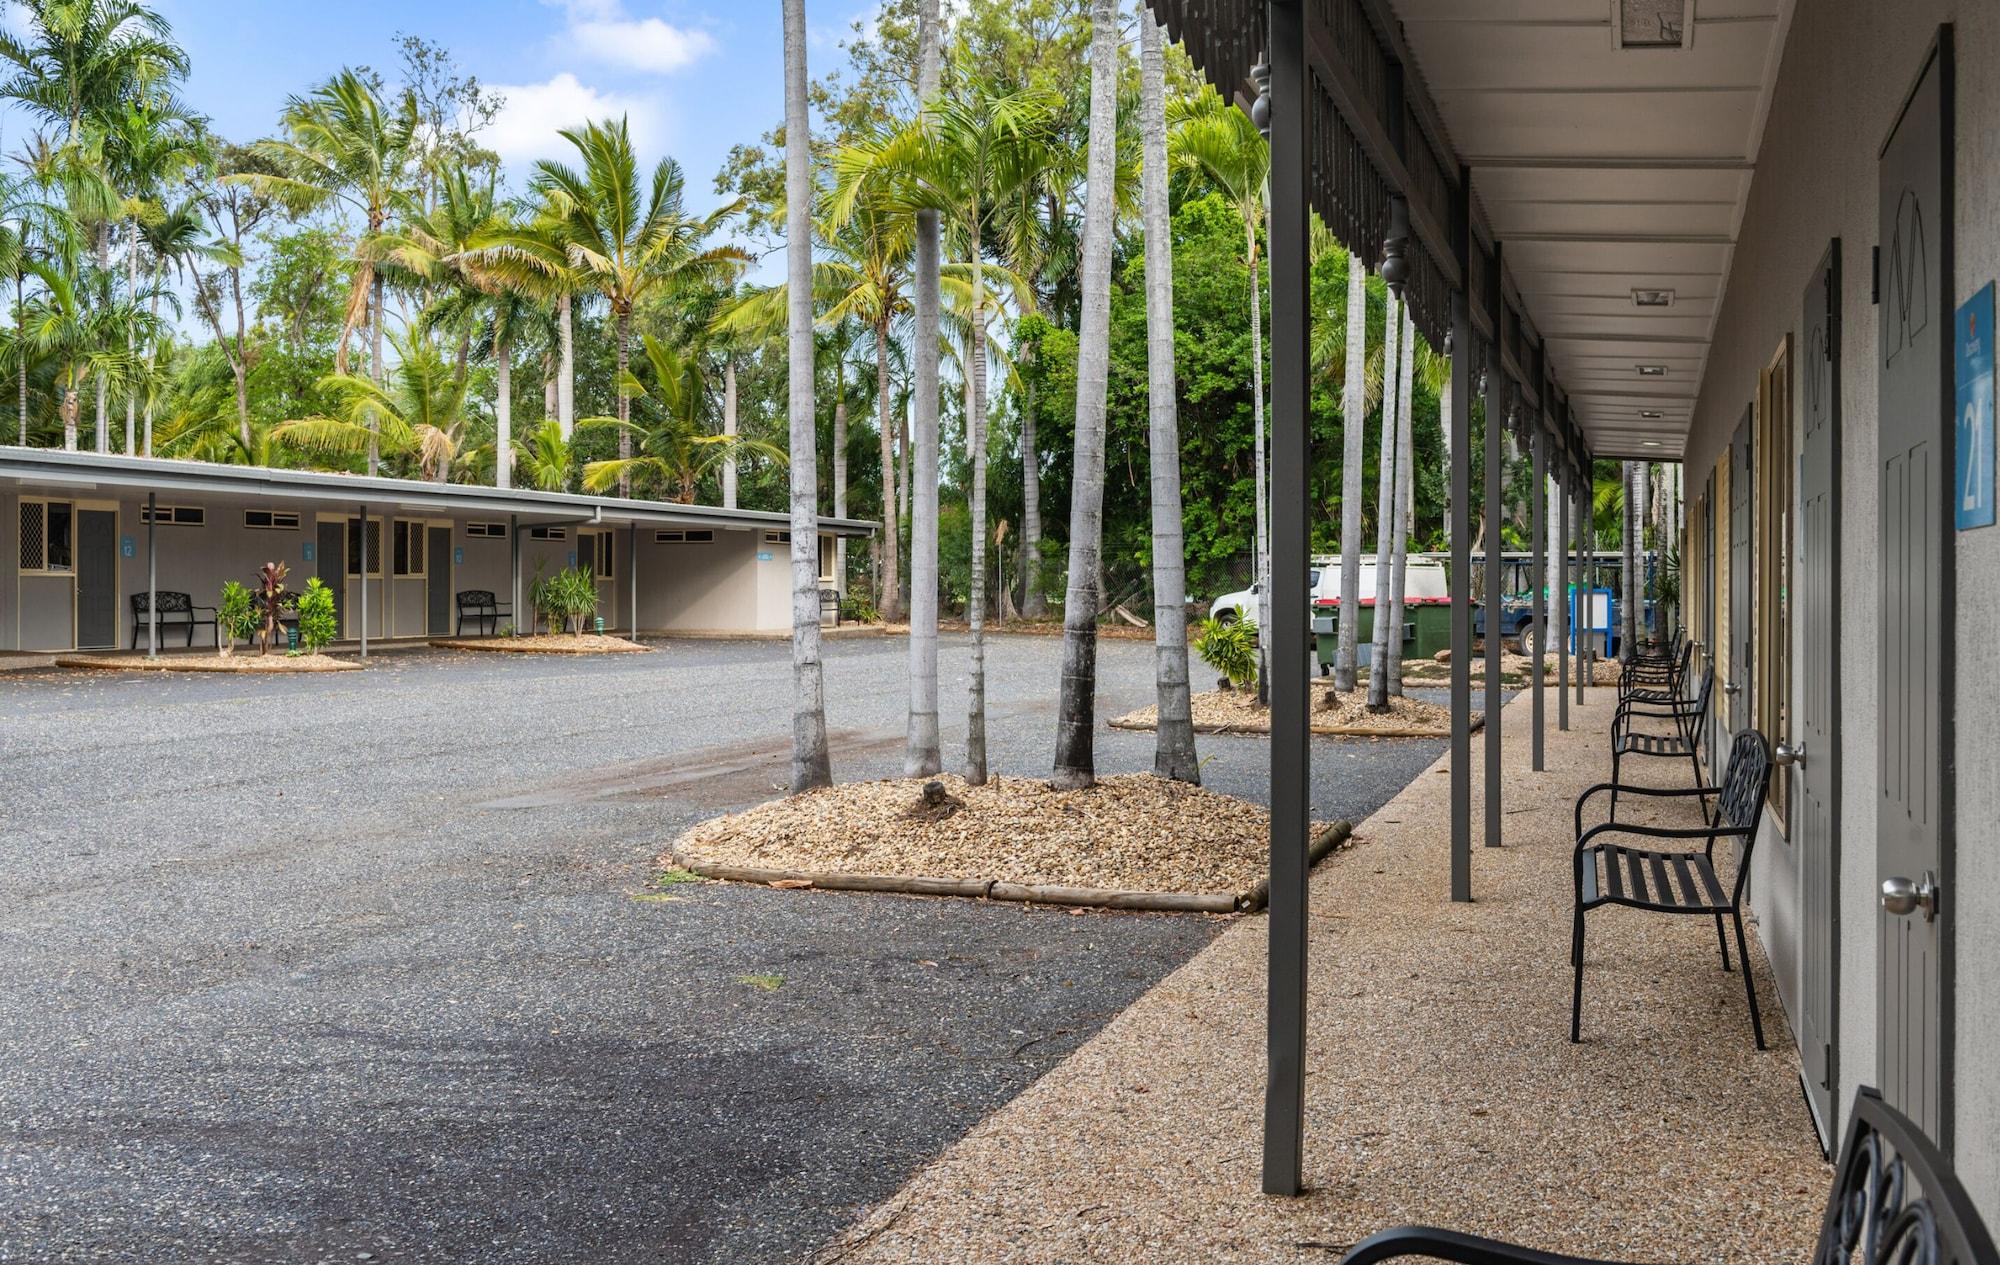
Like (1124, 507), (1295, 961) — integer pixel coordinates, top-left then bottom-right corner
(484, 73), (670, 167)
(543, 0), (716, 74)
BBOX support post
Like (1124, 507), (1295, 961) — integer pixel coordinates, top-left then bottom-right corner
(510, 514), (521, 637)
(1557, 470), (1570, 731)
(358, 504), (369, 659)
(146, 491), (157, 659)
(1482, 246), (1503, 849)
(1530, 421), (1545, 771)
(629, 521), (638, 636)
(1259, 0), (1311, 1197)
(1448, 301), (1473, 900)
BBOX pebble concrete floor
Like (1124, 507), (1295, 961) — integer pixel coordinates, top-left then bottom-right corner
(0, 633), (1478, 1265)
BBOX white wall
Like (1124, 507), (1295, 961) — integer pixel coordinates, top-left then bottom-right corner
(1683, 0), (2000, 1213)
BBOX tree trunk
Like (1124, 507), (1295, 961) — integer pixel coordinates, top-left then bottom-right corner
(874, 326), (900, 619)
(1367, 296), (1401, 711)
(1020, 361), (1045, 618)
(62, 380), (77, 451)
(144, 270), (163, 456)
(368, 270), (385, 474)
(557, 293), (575, 440)
(94, 221), (108, 453)
(1052, 0), (1120, 791)
(1386, 303), (1415, 696)
(231, 263), (251, 451)
(1621, 460), (1637, 660)
(833, 362), (849, 599)
(18, 273), (28, 446)
(125, 217), (137, 455)
(966, 251), (990, 785)
(723, 354), (740, 508)
(783, 0), (831, 793)
(1248, 215), (1271, 705)
(495, 327), (513, 489)
(905, 0), (945, 777)
(1335, 257), (1368, 691)
(1140, 6), (1197, 782)
(615, 308), (633, 497)
(1634, 459), (1649, 644)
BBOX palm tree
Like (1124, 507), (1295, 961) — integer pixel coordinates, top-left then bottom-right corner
(1334, 254), (1370, 690)
(512, 419), (577, 492)
(1367, 295), (1403, 712)
(21, 256), (145, 451)
(578, 333), (782, 502)
(0, 0), (187, 146)
(102, 97), (200, 454)
(274, 334), (471, 481)
(135, 195), (207, 455)
(531, 117), (742, 498)
(782, 0), (830, 794)
(1139, 4), (1197, 783)
(902, 0), (946, 778)
(1385, 304), (1419, 696)
(1051, 0), (1120, 791)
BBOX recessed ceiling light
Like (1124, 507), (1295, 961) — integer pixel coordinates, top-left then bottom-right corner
(1638, 409), (1666, 420)
(1632, 289), (1676, 308)
(1636, 364), (1668, 376)
(1643, 440), (1663, 447)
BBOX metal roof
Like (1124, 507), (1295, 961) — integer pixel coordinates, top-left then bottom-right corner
(0, 447), (879, 538)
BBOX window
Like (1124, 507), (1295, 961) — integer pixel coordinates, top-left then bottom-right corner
(764, 529), (790, 544)
(655, 529), (715, 543)
(465, 521), (507, 539)
(18, 500), (72, 573)
(139, 504), (204, 526)
(345, 517), (383, 577)
(818, 534), (835, 584)
(581, 530), (613, 579)
(243, 509), (300, 530)
(393, 520), (427, 578)
(528, 525), (566, 541)
(1757, 336), (1794, 824)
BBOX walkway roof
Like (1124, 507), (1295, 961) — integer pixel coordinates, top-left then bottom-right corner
(0, 447), (879, 538)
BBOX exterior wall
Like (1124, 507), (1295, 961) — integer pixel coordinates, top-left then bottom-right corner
(1683, 0), (2000, 1211)
(634, 528), (763, 632)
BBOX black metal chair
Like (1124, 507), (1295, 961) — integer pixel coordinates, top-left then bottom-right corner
(1607, 666), (1713, 821)
(1619, 635), (1691, 701)
(1335, 1086), (1998, 1265)
(1573, 728), (1772, 1047)
(455, 590), (511, 636)
(129, 591), (217, 649)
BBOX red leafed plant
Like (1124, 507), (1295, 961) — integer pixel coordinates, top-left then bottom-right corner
(256, 561), (290, 655)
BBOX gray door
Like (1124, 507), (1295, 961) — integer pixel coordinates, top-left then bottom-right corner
(317, 520), (344, 638)
(427, 526), (451, 636)
(1876, 28), (1953, 1147)
(1797, 241), (1842, 1150)
(1704, 469), (1717, 769)
(75, 509), (117, 649)
(1729, 407), (1754, 735)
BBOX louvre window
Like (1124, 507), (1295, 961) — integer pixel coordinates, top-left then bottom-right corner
(244, 509), (300, 530)
(764, 529), (790, 544)
(465, 521), (506, 539)
(655, 529), (715, 543)
(139, 504), (204, 526)
(528, 526), (566, 541)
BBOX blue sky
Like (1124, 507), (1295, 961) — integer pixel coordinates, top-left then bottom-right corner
(6, 0), (881, 218)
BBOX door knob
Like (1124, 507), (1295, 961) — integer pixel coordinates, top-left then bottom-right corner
(1723, 681), (1741, 695)
(1773, 741), (1807, 768)
(1881, 872), (1940, 921)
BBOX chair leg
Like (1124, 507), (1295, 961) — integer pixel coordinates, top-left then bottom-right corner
(1570, 907), (1586, 1043)
(1609, 750), (1621, 820)
(1731, 910), (1766, 1050)
(1714, 913), (1732, 972)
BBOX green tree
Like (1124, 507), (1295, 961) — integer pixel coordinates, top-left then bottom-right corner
(579, 333), (783, 503)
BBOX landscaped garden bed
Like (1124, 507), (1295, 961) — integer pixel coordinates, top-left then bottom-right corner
(55, 652), (360, 673)
(668, 773), (1350, 913)
(429, 633), (650, 654)
(1109, 686), (1479, 738)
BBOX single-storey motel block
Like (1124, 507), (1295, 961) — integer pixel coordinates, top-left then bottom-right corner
(0, 447), (877, 651)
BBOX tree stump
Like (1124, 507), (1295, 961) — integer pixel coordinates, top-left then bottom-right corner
(907, 780), (966, 823)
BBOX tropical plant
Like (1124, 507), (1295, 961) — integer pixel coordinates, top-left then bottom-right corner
(273, 333), (471, 480)
(1194, 616), (1258, 691)
(253, 560), (289, 654)
(530, 564), (597, 636)
(512, 418), (576, 492)
(0, 0), (188, 144)
(902, 0), (945, 779)
(217, 579), (256, 655)
(295, 576), (336, 653)
(1333, 251), (1370, 691)
(1367, 294), (1403, 713)
(578, 333), (784, 502)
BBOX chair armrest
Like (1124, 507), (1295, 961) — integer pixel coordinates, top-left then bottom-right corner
(1578, 819), (1751, 851)
(1575, 781), (1724, 839)
(1341, 1226), (1639, 1265)
(193, 605), (217, 617)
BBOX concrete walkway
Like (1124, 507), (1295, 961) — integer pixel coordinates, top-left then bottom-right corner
(821, 690), (1830, 1264)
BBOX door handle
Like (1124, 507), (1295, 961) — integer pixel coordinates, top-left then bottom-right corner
(1723, 681), (1742, 696)
(1881, 872), (1940, 922)
(1773, 741), (1806, 768)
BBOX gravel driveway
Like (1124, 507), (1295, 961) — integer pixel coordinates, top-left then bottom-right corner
(0, 633), (1469, 1264)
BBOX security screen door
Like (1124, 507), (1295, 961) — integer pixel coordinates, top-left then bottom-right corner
(1796, 241), (1842, 1150)
(1876, 27), (1953, 1149)
(427, 526), (451, 636)
(75, 508), (117, 649)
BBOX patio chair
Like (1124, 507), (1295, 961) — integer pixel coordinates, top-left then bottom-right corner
(1605, 666), (1713, 821)
(1618, 635), (1691, 701)
(1572, 728), (1772, 1047)
(1334, 1086), (1997, 1265)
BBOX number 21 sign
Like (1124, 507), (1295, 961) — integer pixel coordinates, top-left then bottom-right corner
(1955, 281), (1995, 530)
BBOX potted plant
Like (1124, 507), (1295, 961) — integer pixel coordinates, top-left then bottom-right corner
(254, 562), (291, 655)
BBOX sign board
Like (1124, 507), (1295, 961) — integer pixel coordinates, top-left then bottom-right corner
(1956, 281), (1996, 529)
(757, 550), (774, 562)
(120, 536), (135, 558)
(454, 546), (464, 566)
(302, 542), (316, 562)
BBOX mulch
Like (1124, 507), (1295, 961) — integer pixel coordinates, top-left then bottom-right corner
(54, 652), (361, 673)
(1110, 687), (1479, 738)
(428, 633), (650, 654)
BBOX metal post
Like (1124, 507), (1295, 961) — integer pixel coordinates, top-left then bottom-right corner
(1530, 421), (1545, 771)
(629, 521), (638, 636)
(510, 514), (521, 635)
(1448, 297), (1473, 901)
(146, 491), (157, 659)
(1578, 480), (1591, 702)
(1482, 246), (1503, 849)
(1557, 470), (1570, 731)
(358, 504), (369, 659)
(1259, 0), (1311, 1197)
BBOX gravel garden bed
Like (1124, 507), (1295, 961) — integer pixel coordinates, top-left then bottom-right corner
(1110, 687), (1478, 738)
(55, 652), (360, 673)
(668, 773), (1350, 912)
(429, 633), (650, 654)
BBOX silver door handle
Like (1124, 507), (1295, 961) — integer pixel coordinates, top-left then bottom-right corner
(1881, 873), (1940, 921)
(1723, 681), (1741, 695)
(1773, 741), (1806, 768)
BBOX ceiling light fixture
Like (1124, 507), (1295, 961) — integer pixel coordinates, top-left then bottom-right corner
(1643, 440), (1664, 448)
(1631, 288), (1676, 308)
(1638, 409), (1666, 420)
(1636, 364), (1668, 376)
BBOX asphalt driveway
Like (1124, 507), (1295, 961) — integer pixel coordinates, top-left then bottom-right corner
(0, 633), (1468, 1264)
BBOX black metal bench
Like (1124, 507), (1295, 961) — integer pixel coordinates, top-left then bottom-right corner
(1336, 1085), (1997, 1265)
(130, 591), (217, 649)
(455, 589), (511, 636)
(1607, 666), (1714, 820)
(1573, 728), (1772, 1047)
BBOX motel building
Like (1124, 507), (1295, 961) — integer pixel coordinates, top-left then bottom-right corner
(1142, 0), (2000, 1224)
(0, 447), (873, 650)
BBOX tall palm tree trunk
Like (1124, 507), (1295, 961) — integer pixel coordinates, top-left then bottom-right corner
(615, 310), (633, 497)
(1386, 304), (1415, 696)
(495, 327), (513, 489)
(1020, 363), (1044, 618)
(966, 262), (990, 784)
(874, 328), (900, 619)
(125, 218), (138, 455)
(723, 355), (739, 508)
(368, 270), (385, 474)
(905, 0), (944, 777)
(18, 268), (29, 446)
(1335, 258), (1368, 690)
(1052, 0), (1120, 791)
(1248, 214), (1270, 704)
(1621, 460), (1637, 660)
(557, 293), (576, 441)
(1140, 4), (1197, 782)
(94, 222), (109, 453)
(783, 0), (831, 793)
(833, 367), (848, 596)
(1367, 296), (1402, 712)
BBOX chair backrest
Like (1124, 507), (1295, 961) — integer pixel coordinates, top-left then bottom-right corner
(457, 589), (496, 608)
(1716, 729), (1770, 832)
(1816, 1086), (1999, 1265)
(1689, 666), (1715, 731)
(131, 591), (192, 614)
(1673, 636), (1695, 682)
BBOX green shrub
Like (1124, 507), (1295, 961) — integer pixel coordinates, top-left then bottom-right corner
(839, 591), (880, 623)
(217, 580), (258, 653)
(1194, 615), (1259, 689)
(531, 565), (598, 635)
(296, 577), (338, 653)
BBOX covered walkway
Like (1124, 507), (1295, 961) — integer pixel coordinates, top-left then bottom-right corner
(820, 690), (1827, 1264)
